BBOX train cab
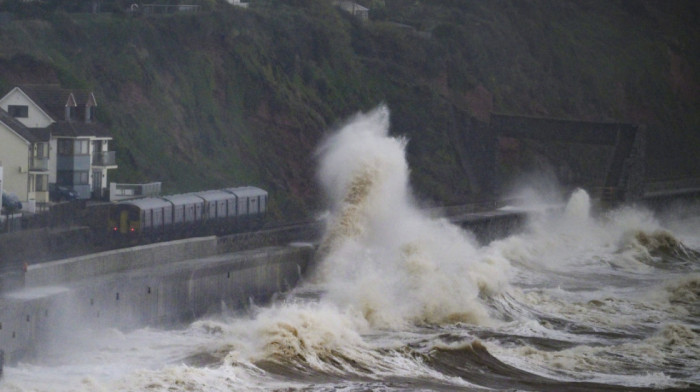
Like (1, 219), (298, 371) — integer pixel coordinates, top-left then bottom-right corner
(108, 197), (171, 236)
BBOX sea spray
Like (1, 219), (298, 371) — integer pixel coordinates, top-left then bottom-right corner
(484, 189), (599, 273)
(314, 105), (509, 328)
(145, 105), (514, 379)
(489, 188), (680, 272)
(563, 188), (590, 221)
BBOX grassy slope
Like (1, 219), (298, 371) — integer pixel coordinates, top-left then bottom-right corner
(0, 0), (697, 219)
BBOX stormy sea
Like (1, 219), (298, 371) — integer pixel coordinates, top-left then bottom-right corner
(2, 107), (699, 391)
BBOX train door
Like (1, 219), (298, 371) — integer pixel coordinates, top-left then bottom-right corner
(119, 209), (129, 234)
(250, 196), (258, 215)
(204, 201), (211, 220)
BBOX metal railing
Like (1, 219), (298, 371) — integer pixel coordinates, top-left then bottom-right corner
(30, 157), (49, 171)
(92, 151), (116, 166)
(110, 182), (162, 201)
(137, 4), (201, 15)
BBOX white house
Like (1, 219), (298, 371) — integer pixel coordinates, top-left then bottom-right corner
(0, 107), (50, 205)
(0, 85), (117, 201)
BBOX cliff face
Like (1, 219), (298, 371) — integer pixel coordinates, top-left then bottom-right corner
(0, 1), (697, 219)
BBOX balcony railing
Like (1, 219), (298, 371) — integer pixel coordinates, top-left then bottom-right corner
(58, 155), (91, 171)
(92, 151), (116, 166)
(30, 157), (49, 171)
(109, 182), (162, 201)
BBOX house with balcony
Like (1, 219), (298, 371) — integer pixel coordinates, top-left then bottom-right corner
(0, 85), (117, 201)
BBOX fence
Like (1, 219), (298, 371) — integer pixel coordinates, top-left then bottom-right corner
(0, 213), (22, 234)
(1, 201), (110, 235)
(110, 182), (161, 201)
(134, 4), (201, 15)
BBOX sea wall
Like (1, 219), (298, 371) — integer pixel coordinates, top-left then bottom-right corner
(23, 236), (220, 288)
(451, 210), (528, 244)
(0, 238), (314, 364)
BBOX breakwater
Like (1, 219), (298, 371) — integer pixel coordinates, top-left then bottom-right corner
(0, 236), (314, 364)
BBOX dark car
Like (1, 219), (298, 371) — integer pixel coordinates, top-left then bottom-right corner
(49, 185), (79, 202)
(1, 191), (22, 212)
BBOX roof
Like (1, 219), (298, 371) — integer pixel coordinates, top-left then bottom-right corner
(163, 193), (205, 206)
(50, 121), (111, 138)
(225, 186), (267, 198)
(16, 85), (74, 121)
(0, 107), (49, 143)
(123, 197), (172, 211)
(336, 1), (369, 12)
(16, 85), (97, 121)
(72, 90), (97, 106)
(194, 190), (237, 202)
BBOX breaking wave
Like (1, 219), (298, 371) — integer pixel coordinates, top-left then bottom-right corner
(618, 229), (700, 268)
(312, 105), (508, 328)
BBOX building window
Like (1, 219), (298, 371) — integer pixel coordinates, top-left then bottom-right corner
(34, 142), (49, 158)
(57, 171), (89, 185)
(35, 174), (48, 192)
(58, 139), (73, 155)
(75, 139), (89, 155)
(86, 106), (95, 122)
(69, 106), (78, 121)
(74, 171), (89, 185)
(57, 139), (89, 155)
(8, 105), (28, 118)
(57, 171), (71, 185)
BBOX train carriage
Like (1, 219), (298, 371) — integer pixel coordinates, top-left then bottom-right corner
(194, 190), (238, 220)
(160, 193), (205, 237)
(225, 186), (267, 228)
(108, 186), (267, 243)
(194, 190), (238, 233)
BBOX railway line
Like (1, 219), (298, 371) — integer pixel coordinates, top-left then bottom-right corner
(2, 182), (699, 288)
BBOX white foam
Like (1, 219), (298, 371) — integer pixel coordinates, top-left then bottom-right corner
(314, 106), (510, 328)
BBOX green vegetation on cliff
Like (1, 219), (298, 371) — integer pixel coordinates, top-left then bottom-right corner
(0, 0), (697, 219)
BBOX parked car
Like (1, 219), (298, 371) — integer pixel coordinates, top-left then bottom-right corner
(49, 184), (79, 202)
(1, 191), (22, 212)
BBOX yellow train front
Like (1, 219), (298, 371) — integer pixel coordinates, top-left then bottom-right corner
(108, 203), (141, 236)
(108, 186), (268, 242)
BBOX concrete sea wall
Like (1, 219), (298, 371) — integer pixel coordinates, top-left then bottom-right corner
(23, 236), (220, 288)
(0, 237), (314, 364)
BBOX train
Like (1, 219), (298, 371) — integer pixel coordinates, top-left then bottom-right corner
(108, 186), (268, 241)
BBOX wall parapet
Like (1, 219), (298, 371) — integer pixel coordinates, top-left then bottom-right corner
(24, 236), (218, 287)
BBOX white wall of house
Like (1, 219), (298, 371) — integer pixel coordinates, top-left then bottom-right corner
(0, 88), (55, 128)
(227, 0), (249, 7)
(0, 121), (30, 202)
(89, 137), (114, 198)
(89, 138), (96, 193)
(48, 138), (57, 183)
